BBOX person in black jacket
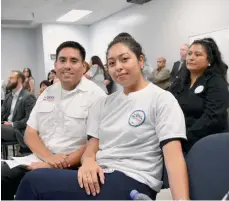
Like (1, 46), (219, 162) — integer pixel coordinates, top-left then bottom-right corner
(170, 38), (229, 153)
(1, 71), (36, 148)
(170, 44), (189, 83)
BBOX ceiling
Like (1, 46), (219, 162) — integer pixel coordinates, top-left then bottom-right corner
(1, 0), (133, 28)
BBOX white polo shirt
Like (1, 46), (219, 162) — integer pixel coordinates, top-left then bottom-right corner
(87, 83), (186, 192)
(27, 76), (106, 154)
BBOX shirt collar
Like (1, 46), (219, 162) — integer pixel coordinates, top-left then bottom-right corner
(75, 76), (90, 92)
(60, 76), (89, 97)
(12, 87), (23, 97)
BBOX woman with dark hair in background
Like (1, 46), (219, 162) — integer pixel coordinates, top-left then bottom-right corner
(23, 68), (35, 94)
(38, 80), (51, 96)
(104, 63), (114, 94)
(48, 69), (59, 85)
(85, 56), (108, 93)
(170, 38), (229, 153)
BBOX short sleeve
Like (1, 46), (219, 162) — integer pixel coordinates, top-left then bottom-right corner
(155, 91), (187, 142)
(26, 91), (45, 131)
(86, 96), (106, 139)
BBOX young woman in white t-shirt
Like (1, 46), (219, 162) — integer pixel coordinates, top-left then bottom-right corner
(16, 36), (189, 200)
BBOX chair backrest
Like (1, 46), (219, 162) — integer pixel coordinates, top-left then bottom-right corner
(186, 133), (229, 200)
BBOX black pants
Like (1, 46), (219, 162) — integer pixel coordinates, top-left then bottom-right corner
(1, 124), (19, 141)
(1, 162), (29, 200)
(16, 169), (157, 200)
(1, 124), (28, 149)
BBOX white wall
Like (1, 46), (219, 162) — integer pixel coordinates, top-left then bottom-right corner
(89, 0), (229, 70)
(35, 25), (46, 91)
(42, 24), (90, 77)
(1, 28), (37, 91)
(1, 25), (90, 94)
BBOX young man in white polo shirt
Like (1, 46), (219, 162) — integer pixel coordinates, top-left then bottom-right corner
(1, 41), (106, 200)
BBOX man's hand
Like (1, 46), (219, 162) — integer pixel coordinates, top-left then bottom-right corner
(78, 158), (104, 196)
(45, 154), (70, 169)
(4, 122), (12, 126)
(26, 162), (52, 170)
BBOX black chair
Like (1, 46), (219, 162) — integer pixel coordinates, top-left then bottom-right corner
(186, 133), (229, 200)
(1, 140), (19, 159)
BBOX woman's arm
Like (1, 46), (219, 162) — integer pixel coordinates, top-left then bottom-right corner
(163, 140), (189, 200)
(29, 79), (35, 94)
(78, 138), (104, 196)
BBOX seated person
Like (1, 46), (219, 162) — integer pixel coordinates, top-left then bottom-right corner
(148, 57), (171, 90)
(170, 38), (229, 153)
(1, 41), (106, 200)
(38, 80), (51, 96)
(1, 71), (36, 149)
(16, 35), (189, 200)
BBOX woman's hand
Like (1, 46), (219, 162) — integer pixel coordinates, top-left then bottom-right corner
(77, 158), (104, 196)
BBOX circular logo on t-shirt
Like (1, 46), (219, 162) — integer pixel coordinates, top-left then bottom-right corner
(129, 110), (146, 127)
(194, 85), (204, 94)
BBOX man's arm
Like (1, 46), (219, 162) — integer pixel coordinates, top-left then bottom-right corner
(24, 125), (69, 169)
(1, 94), (10, 120)
(24, 126), (54, 160)
(66, 145), (86, 168)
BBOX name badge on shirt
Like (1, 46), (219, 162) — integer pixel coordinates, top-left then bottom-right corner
(43, 96), (55, 101)
(194, 85), (204, 94)
(129, 110), (146, 127)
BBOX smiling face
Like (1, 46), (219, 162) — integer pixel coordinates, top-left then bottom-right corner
(186, 44), (209, 73)
(107, 43), (144, 89)
(54, 47), (85, 90)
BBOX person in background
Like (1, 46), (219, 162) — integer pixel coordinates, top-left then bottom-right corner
(38, 80), (51, 96)
(1, 41), (106, 200)
(170, 38), (229, 153)
(170, 44), (189, 83)
(104, 63), (114, 94)
(1, 71), (36, 151)
(85, 56), (108, 94)
(1, 80), (7, 105)
(16, 34), (189, 201)
(148, 57), (171, 90)
(23, 68), (35, 94)
(83, 61), (90, 75)
(48, 69), (59, 85)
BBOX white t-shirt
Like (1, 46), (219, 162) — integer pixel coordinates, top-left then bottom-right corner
(27, 77), (106, 154)
(87, 83), (186, 192)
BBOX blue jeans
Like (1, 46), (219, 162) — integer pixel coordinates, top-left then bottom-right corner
(15, 168), (157, 200)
